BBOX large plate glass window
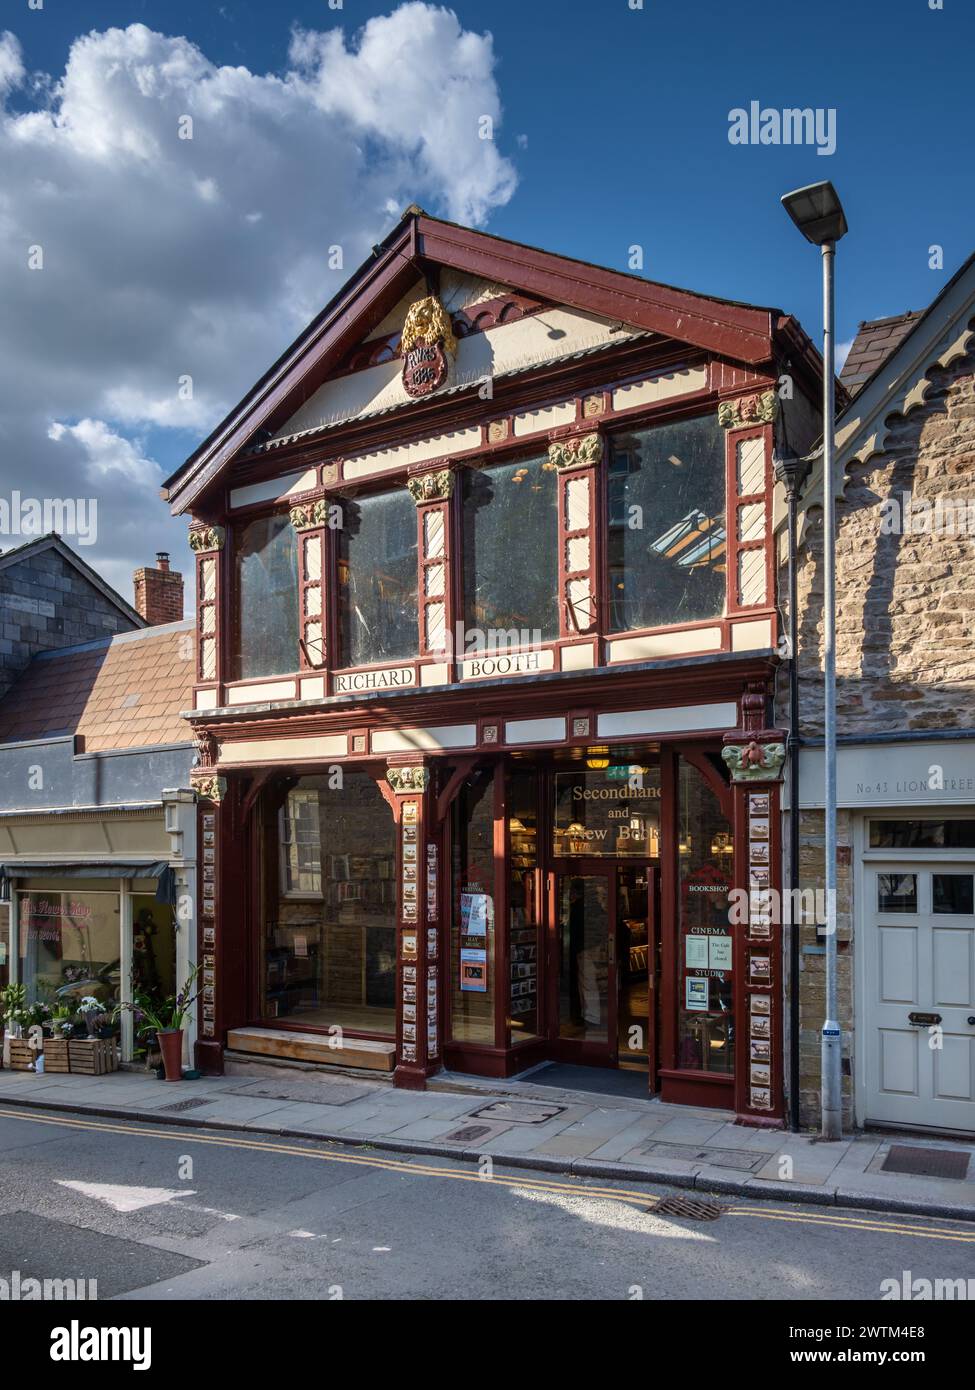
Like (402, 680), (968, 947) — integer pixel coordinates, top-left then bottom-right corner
(676, 759), (735, 1075)
(450, 770), (496, 1044)
(265, 772), (396, 1035)
(608, 415), (726, 631)
(461, 456), (559, 648)
(232, 514), (299, 679)
(338, 490), (418, 667)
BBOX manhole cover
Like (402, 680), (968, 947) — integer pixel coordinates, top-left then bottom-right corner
(881, 1144), (971, 1180)
(157, 1096), (215, 1113)
(645, 1143), (764, 1172)
(652, 1196), (725, 1221)
(469, 1100), (566, 1125)
(228, 1080), (371, 1106)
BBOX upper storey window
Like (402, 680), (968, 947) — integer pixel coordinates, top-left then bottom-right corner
(338, 489), (418, 667)
(607, 415), (726, 632)
(462, 456), (559, 646)
(232, 514), (299, 680)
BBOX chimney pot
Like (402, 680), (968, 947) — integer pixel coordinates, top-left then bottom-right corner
(156, 551), (170, 571)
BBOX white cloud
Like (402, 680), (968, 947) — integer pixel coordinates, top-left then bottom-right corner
(0, 31), (24, 96)
(0, 10), (517, 599)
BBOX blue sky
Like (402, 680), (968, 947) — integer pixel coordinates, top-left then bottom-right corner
(2, 0), (972, 594)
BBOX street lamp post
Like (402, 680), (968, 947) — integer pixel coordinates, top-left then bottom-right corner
(781, 181), (848, 1141)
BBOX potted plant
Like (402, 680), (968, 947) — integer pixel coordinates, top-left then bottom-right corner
(2, 985), (34, 1070)
(78, 996), (107, 1038)
(115, 965), (201, 1082)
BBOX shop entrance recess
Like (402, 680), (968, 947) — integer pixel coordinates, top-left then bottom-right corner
(547, 861), (659, 1079)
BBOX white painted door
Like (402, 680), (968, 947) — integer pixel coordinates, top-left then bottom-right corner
(863, 861), (975, 1133)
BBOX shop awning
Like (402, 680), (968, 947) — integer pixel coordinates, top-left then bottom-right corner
(0, 861), (176, 906)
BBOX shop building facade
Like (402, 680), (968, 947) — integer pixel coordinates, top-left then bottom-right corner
(785, 251), (975, 1135)
(0, 546), (199, 1065)
(164, 210), (829, 1123)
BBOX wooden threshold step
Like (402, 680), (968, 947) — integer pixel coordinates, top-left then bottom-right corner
(226, 1026), (396, 1073)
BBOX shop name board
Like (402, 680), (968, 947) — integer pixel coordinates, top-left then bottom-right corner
(459, 650), (555, 681)
(333, 666), (416, 693)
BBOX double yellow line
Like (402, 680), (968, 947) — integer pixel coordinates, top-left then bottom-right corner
(2, 1105), (972, 1245)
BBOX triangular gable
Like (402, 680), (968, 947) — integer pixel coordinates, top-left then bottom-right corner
(835, 250), (975, 469)
(0, 533), (145, 629)
(164, 208), (779, 515)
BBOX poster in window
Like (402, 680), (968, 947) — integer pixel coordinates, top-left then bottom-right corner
(685, 976), (708, 1011)
(460, 946), (488, 992)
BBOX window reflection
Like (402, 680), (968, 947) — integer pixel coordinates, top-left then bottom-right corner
(462, 457), (558, 644)
(608, 416), (726, 632)
(338, 490), (418, 667)
(232, 515), (299, 679)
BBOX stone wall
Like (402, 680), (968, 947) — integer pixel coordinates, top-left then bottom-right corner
(0, 546), (139, 698)
(779, 341), (975, 739)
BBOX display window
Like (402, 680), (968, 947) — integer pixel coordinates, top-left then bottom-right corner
(449, 770), (496, 1044)
(266, 772), (397, 1035)
(17, 888), (121, 1014)
(676, 758), (735, 1075)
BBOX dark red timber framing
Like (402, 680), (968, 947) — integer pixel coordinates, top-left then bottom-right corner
(166, 207), (825, 1125)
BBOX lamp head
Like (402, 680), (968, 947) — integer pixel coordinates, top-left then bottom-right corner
(781, 181), (848, 245)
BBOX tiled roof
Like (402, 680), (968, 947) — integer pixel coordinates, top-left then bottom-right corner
(839, 311), (924, 397)
(0, 621), (194, 751)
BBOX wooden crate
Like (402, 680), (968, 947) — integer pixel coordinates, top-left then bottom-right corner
(7, 1039), (37, 1071)
(43, 1039), (71, 1073)
(68, 1038), (118, 1075)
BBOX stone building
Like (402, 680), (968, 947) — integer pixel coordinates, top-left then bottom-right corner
(0, 533), (145, 698)
(784, 251), (975, 1134)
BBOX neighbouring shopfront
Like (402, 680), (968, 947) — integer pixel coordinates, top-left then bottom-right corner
(790, 739), (975, 1136)
(0, 796), (198, 1064)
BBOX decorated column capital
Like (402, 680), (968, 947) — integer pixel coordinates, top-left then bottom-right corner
(718, 389), (778, 430)
(289, 498), (328, 531)
(192, 774), (227, 803)
(386, 764), (430, 794)
(547, 432), (602, 471)
(407, 469), (454, 504)
(721, 740), (786, 782)
(189, 524), (225, 554)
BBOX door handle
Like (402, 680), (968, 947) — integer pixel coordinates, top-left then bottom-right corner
(968, 1016), (975, 1026)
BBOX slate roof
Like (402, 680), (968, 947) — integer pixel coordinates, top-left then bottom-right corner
(839, 311), (925, 397)
(0, 620), (194, 751)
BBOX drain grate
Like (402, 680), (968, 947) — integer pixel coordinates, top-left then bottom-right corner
(157, 1096), (215, 1113)
(881, 1144), (971, 1180)
(652, 1195), (725, 1221)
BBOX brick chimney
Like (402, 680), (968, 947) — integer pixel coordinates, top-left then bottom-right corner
(133, 552), (184, 626)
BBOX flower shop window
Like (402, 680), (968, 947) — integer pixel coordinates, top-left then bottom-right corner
(461, 456), (559, 646)
(337, 490), (418, 668)
(231, 513), (299, 679)
(607, 415), (727, 632)
(16, 886), (120, 1014)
